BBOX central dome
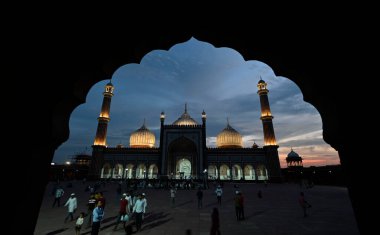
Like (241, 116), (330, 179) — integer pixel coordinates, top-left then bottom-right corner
(130, 121), (155, 148)
(216, 120), (243, 148)
(172, 104), (198, 126)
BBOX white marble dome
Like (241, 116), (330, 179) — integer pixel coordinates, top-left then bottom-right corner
(216, 121), (243, 148)
(130, 121), (155, 148)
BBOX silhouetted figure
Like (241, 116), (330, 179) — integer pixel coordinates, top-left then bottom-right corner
(239, 192), (245, 220)
(85, 194), (96, 228)
(52, 185), (64, 207)
(170, 187), (177, 207)
(215, 185), (223, 205)
(299, 192), (311, 217)
(210, 207), (221, 235)
(234, 191), (241, 221)
(257, 190), (262, 199)
(197, 188), (203, 208)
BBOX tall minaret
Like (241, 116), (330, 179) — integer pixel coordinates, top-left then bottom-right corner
(159, 111), (165, 176)
(257, 78), (281, 181)
(93, 81), (114, 146)
(90, 81), (114, 179)
(201, 110), (207, 174)
(257, 79), (277, 146)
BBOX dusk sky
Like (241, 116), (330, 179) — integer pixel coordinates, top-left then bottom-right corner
(53, 38), (340, 168)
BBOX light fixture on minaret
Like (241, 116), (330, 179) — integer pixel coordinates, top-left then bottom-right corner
(257, 78), (277, 146)
(202, 110), (206, 124)
(93, 80), (114, 146)
(160, 111), (165, 123)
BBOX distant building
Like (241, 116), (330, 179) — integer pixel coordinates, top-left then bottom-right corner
(286, 148), (303, 168)
(89, 80), (282, 181)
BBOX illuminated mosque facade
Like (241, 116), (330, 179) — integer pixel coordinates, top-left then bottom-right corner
(90, 80), (281, 181)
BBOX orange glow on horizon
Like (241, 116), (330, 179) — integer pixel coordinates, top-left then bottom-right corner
(278, 146), (340, 168)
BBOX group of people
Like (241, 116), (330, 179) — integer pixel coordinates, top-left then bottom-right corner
(51, 181), (313, 235)
(113, 191), (147, 233)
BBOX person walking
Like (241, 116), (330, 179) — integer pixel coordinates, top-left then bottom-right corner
(170, 187), (177, 207)
(215, 185), (223, 205)
(126, 191), (133, 212)
(238, 192), (245, 220)
(85, 194), (96, 228)
(210, 207), (221, 235)
(299, 192), (311, 217)
(132, 193), (146, 232)
(257, 190), (262, 199)
(197, 187), (203, 209)
(91, 201), (104, 235)
(64, 193), (77, 223)
(234, 191), (241, 221)
(141, 193), (147, 220)
(113, 193), (129, 231)
(75, 212), (84, 235)
(52, 185), (64, 207)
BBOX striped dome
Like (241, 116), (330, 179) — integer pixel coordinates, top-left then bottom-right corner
(130, 121), (155, 148)
(216, 121), (243, 148)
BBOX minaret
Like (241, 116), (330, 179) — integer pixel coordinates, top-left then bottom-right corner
(201, 110), (207, 174)
(257, 78), (281, 181)
(160, 111), (165, 149)
(159, 111), (165, 175)
(257, 79), (277, 146)
(90, 81), (114, 179)
(93, 81), (114, 146)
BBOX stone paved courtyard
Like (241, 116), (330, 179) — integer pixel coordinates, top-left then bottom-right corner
(35, 181), (360, 235)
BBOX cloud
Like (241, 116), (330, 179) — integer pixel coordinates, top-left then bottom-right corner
(53, 38), (339, 167)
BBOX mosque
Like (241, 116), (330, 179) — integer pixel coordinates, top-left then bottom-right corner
(90, 79), (282, 181)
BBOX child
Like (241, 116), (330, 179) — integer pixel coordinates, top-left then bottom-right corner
(75, 212), (84, 235)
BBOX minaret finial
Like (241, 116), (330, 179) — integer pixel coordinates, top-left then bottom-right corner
(227, 117), (229, 125)
(185, 103), (187, 113)
(143, 118), (146, 126)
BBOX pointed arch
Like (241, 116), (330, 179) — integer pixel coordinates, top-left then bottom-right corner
(101, 163), (111, 179)
(244, 165), (255, 180)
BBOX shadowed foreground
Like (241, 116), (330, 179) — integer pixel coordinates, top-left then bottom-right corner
(35, 181), (359, 235)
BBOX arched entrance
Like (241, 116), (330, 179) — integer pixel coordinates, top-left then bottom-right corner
(125, 164), (134, 179)
(232, 164), (242, 180)
(176, 158), (191, 179)
(113, 163), (123, 179)
(208, 165), (218, 179)
(167, 137), (197, 178)
(244, 165), (255, 180)
(148, 164), (158, 179)
(101, 163), (111, 179)
(219, 164), (230, 180)
(257, 165), (268, 181)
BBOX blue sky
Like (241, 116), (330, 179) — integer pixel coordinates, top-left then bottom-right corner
(53, 38), (339, 167)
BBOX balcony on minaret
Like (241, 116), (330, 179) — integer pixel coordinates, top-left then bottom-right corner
(93, 138), (107, 146)
(261, 111), (272, 118)
(264, 139), (277, 146)
(99, 112), (110, 119)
